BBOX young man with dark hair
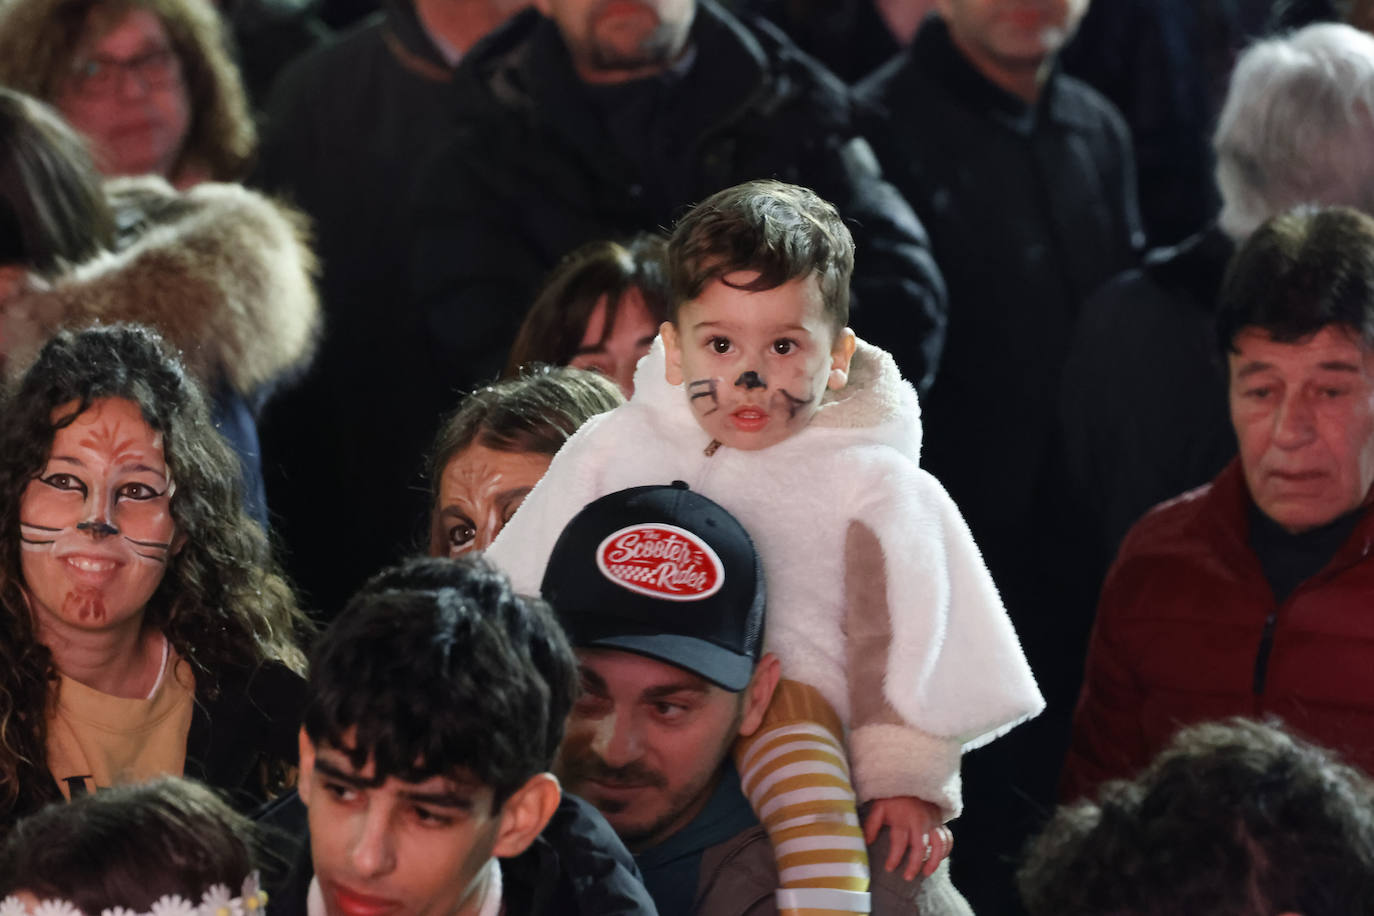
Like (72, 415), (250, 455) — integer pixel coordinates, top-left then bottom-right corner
(262, 555), (656, 916)
(1065, 206), (1374, 801)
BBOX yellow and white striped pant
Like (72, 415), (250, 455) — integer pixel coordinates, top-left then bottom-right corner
(735, 679), (870, 915)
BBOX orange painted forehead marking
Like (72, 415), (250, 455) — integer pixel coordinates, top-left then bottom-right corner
(52, 399), (167, 472)
(76, 423), (143, 465)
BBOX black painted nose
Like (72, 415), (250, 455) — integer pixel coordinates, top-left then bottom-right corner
(76, 520), (119, 538)
(735, 371), (765, 390)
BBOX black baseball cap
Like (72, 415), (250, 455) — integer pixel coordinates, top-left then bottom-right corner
(540, 482), (766, 691)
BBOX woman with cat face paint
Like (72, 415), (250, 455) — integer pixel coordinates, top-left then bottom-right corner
(0, 324), (311, 835)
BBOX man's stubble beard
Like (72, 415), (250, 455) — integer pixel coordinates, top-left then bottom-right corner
(561, 700), (746, 850)
(580, 1), (692, 77)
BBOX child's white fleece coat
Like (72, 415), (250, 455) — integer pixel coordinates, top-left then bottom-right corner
(486, 339), (1043, 817)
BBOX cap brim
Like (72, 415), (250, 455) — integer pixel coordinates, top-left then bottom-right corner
(580, 632), (756, 692)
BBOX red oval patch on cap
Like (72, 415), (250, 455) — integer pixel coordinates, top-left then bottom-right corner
(596, 523), (724, 601)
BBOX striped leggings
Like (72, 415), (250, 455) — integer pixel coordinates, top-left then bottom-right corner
(734, 679), (870, 914)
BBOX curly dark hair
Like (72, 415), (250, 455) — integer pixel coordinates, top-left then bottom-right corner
(0, 324), (307, 826)
(1019, 717), (1374, 916)
(667, 179), (854, 330)
(0, 776), (260, 907)
(304, 555), (577, 809)
(0, 0), (256, 182)
(504, 233), (672, 378)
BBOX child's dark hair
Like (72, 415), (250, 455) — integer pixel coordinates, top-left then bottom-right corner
(667, 180), (854, 330)
(304, 556), (578, 809)
(0, 777), (259, 907)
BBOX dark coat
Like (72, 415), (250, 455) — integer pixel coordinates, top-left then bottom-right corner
(407, 1), (946, 396)
(225, 0), (331, 106)
(1059, 0), (1271, 247)
(854, 21), (1143, 913)
(1060, 226), (1237, 563)
(1062, 461), (1374, 800)
(258, 791), (659, 916)
(854, 16), (1143, 553)
(732, 0), (902, 84)
(254, 3), (458, 614)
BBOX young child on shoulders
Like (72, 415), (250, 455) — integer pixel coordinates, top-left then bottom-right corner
(487, 179), (1043, 914)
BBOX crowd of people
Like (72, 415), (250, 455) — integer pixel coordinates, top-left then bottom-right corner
(6, 0), (1374, 914)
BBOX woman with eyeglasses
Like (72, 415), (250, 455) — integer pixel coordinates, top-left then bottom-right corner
(0, 0), (255, 187)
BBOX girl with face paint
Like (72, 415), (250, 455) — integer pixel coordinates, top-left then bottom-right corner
(0, 325), (310, 832)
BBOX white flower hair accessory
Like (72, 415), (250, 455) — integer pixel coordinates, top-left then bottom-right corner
(0, 872), (265, 916)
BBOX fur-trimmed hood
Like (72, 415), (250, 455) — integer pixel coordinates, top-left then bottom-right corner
(2, 176), (320, 397)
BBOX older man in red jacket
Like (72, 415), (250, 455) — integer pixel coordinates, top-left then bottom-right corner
(1063, 205), (1374, 800)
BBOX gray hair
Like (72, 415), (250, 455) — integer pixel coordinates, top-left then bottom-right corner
(1214, 23), (1374, 239)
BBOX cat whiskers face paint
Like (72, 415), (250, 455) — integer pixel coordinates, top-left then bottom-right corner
(663, 272), (853, 452)
(19, 398), (179, 633)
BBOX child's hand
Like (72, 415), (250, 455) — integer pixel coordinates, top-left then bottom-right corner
(862, 796), (952, 881)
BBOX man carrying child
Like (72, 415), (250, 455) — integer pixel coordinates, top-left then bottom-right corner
(488, 179), (1042, 915)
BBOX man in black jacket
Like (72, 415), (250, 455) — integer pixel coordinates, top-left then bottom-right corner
(253, 0), (527, 618)
(258, 556), (656, 916)
(407, 0), (945, 398)
(853, 3), (1141, 912)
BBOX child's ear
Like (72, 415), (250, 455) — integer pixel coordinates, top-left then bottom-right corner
(493, 773), (562, 858)
(828, 328), (857, 391)
(661, 320), (685, 386)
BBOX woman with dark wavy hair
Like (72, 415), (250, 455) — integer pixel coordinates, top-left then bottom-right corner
(0, 323), (310, 834)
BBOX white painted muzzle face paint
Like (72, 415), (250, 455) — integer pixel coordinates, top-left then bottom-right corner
(19, 398), (178, 632)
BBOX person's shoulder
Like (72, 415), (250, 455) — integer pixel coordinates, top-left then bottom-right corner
(706, 1), (853, 127)
(506, 793), (659, 915)
(267, 11), (388, 95)
(1114, 475), (1224, 565)
(852, 43), (916, 109)
(694, 823), (776, 916)
(1048, 70), (1131, 139)
(198, 658), (307, 728)
(252, 790), (312, 916)
(453, 8), (543, 107)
